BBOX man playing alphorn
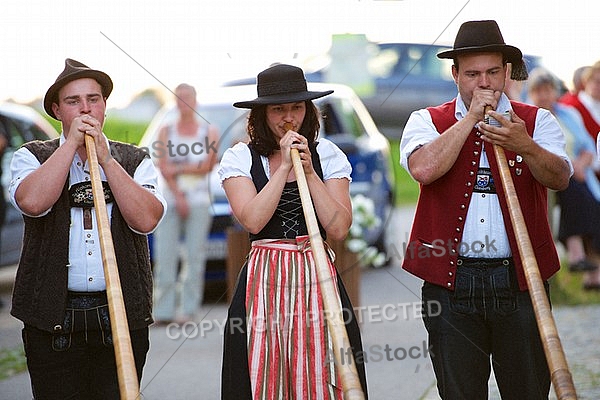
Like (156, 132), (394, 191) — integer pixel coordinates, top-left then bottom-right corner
(9, 58), (166, 399)
(400, 20), (572, 398)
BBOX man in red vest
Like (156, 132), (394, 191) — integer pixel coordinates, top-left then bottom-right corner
(400, 20), (572, 399)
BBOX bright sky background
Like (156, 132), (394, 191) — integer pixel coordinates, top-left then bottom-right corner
(2, 0), (598, 109)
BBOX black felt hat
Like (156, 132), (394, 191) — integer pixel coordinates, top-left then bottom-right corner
(438, 20), (528, 81)
(44, 58), (113, 119)
(233, 64), (333, 109)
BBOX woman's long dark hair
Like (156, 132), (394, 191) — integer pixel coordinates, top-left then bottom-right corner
(247, 100), (320, 156)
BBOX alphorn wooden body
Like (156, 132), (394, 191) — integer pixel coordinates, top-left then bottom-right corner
(85, 135), (140, 399)
(485, 106), (576, 399)
(286, 123), (365, 399)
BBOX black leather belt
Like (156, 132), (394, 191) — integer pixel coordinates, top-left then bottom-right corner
(456, 257), (513, 267)
(67, 291), (108, 309)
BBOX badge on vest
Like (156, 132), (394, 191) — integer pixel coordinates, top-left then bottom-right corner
(69, 181), (114, 208)
(473, 167), (496, 193)
(508, 155), (523, 174)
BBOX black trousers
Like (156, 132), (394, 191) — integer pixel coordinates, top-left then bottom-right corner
(22, 292), (149, 400)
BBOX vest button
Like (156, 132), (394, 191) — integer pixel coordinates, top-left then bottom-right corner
(469, 171), (475, 176)
(474, 151), (479, 156)
(471, 161), (477, 166)
(446, 282), (452, 287)
(456, 227), (461, 232)
(448, 271), (453, 276)
(54, 325), (62, 332)
(464, 193), (469, 198)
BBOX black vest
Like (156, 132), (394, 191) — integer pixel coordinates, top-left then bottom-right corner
(248, 143), (326, 242)
(11, 138), (155, 332)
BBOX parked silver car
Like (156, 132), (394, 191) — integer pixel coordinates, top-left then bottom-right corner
(0, 102), (59, 266)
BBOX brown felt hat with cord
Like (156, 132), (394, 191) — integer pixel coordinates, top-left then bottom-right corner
(44, 58), (113, 120)
(233, 64), (333, 109)
(438, 20), (529, 81)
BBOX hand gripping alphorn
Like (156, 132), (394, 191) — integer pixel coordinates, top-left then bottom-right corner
(85, 135), (140, 399)
(286, 123), (365, 399)
(485, 107), (577, 399)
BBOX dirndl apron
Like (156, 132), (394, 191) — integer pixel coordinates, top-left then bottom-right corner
(221, 235), (368, 399)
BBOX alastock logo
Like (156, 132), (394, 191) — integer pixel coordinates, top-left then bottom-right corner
(139, 137), (219, 159)
(329, 341), (434, 366)
(385, 233), (500, 263)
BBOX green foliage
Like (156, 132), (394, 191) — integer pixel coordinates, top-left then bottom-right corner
(389, 139), (420, 205)
(0, 347), (26, 380)
(102, 118), (150, 145)
(42, 114), (150, 145)
(549, 260), (600, 306)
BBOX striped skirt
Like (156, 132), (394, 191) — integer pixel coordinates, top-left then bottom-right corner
(221, 236), (368, 400)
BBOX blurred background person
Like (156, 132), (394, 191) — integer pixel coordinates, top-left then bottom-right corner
(153, 83), (219, 324)
(528, 67), (600, 289)
(560, 61), (600, 142)
(559, 65), (590, 105)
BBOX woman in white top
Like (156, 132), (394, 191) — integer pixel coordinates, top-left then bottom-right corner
(153, 83), (219, 323)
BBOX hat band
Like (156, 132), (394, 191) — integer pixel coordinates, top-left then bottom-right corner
(258, 79), (307, 97)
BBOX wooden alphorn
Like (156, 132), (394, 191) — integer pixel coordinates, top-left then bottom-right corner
(286, 123), (365, 399)
(485, 106), (577, 399)
(85, 135), (140, 399)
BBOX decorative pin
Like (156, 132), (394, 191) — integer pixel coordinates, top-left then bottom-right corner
(516, 155), (523, 163)
(515, 168), (522, 176)
(509, 160), (515, 167)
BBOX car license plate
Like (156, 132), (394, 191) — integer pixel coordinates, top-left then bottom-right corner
(206, 239), (227, 260)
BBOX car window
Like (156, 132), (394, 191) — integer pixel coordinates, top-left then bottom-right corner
(199, 105), (248, 156)
(369, 43), (453, 81)
(320, 97), (365, 139)
(1, 115), (34, 190)
(0, 115), (51, 148)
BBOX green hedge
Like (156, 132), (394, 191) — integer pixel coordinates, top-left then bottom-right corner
(44, 116), (149, 145)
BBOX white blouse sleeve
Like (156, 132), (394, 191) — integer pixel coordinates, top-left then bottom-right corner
(218, 140), (351, 184)
(218, 142), (252, 184)
(316, 139), (352, 181)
